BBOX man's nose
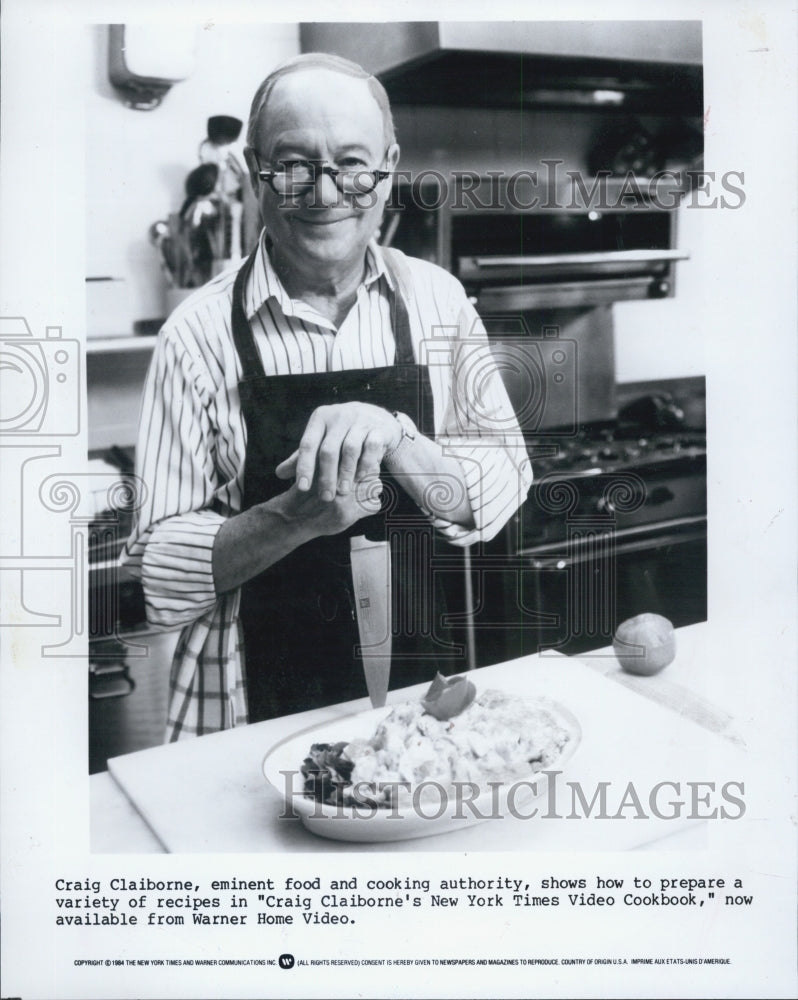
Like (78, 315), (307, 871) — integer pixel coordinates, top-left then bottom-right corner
(307, 164), (341, 208)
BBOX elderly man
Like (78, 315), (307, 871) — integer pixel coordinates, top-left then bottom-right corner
(124, 53), (532, 739)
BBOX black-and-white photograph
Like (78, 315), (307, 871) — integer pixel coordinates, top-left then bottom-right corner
(85, 18), (716, 853)
(1, 4), (796, 999)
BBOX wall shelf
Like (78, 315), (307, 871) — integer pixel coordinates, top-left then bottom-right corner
(87, 336), (158, 355)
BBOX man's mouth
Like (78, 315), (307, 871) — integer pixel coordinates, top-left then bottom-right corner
(292, 215), (352, 227)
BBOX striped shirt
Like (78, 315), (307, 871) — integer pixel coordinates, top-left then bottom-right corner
(123, 233), (532, 741)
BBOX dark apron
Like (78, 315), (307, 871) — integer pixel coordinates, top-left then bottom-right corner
(230, 247), (457, 722)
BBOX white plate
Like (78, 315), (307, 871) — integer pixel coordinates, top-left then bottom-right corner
(262, 697), (581, 843)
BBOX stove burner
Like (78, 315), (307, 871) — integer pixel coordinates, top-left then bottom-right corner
(528, 423), (706, 476)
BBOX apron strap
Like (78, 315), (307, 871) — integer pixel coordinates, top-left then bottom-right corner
(230, 242), (417, 380)
(231, 247), (263, 379)
(380, 247), (416, 368)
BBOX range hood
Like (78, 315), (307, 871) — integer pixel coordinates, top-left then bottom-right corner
(300, 21), (703, 115)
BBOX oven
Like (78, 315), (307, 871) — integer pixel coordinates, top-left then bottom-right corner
(464, 389), (707, 666)
(455, 205), (688, 310)
(383, 176), (706, 667)
(385, 173), (689, 309)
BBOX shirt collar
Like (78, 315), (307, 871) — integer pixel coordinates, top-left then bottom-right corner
(242, 230), (394, 323)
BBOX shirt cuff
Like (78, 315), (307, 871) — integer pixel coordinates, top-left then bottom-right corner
(428, 443), (533, 547)
(138, 510), (225, 628)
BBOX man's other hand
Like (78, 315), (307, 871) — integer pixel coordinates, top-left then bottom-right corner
(274, 475), (383, 536)
(274, 402), (401, 501)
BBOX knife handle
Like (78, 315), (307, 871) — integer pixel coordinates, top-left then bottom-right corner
(350, 535), (389, 552)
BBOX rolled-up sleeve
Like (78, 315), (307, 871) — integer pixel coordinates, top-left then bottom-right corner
(431, 293), (533, 547)
(122, 328), (227, 629)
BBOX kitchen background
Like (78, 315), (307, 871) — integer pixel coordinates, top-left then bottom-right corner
(86, 21), (706, 771)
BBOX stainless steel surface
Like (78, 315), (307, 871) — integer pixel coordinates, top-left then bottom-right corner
(521, 516), (707, 560)
(303, 21), (704, 72)
(475, 278), (667, 311)
(469, 249), (689, 268)
(300, 22), (703, 112)
(350, 535), (392, 708)
(485, 307), (617, 430)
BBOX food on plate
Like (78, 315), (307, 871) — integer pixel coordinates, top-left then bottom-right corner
(420, 671), (476, 720)
(300, 676), (574, 808)
(613, 612), (676, 675)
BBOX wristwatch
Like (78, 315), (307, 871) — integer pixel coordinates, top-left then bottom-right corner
(384, 411), (417, 464)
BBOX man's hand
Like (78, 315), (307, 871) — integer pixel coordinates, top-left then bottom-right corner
(275, 402), (401, 501)
(273, 475), (383, 538)
(212, 474), (382, 594)
(214, 399), (476, 595)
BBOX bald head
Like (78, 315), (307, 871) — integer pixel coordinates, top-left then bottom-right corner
(246, 52), (396, 153)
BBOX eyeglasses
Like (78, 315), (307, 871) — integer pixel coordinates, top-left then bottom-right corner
(252, 150), (392, 196)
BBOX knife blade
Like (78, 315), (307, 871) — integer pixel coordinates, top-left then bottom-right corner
(350, 535), (392, 708)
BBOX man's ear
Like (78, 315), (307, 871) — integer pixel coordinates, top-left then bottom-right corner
(243, 147), (261, 192)
(387, 143), (400, 171)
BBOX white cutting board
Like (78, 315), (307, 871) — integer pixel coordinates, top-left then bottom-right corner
(108, 654), (747, 853)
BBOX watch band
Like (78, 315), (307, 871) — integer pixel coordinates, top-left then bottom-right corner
(383, 411), (417, 464)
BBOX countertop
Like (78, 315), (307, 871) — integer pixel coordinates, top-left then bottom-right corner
(90, 622), (750, 854)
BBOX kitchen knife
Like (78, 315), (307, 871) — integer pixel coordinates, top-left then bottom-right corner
(350, 535), (392, 708)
